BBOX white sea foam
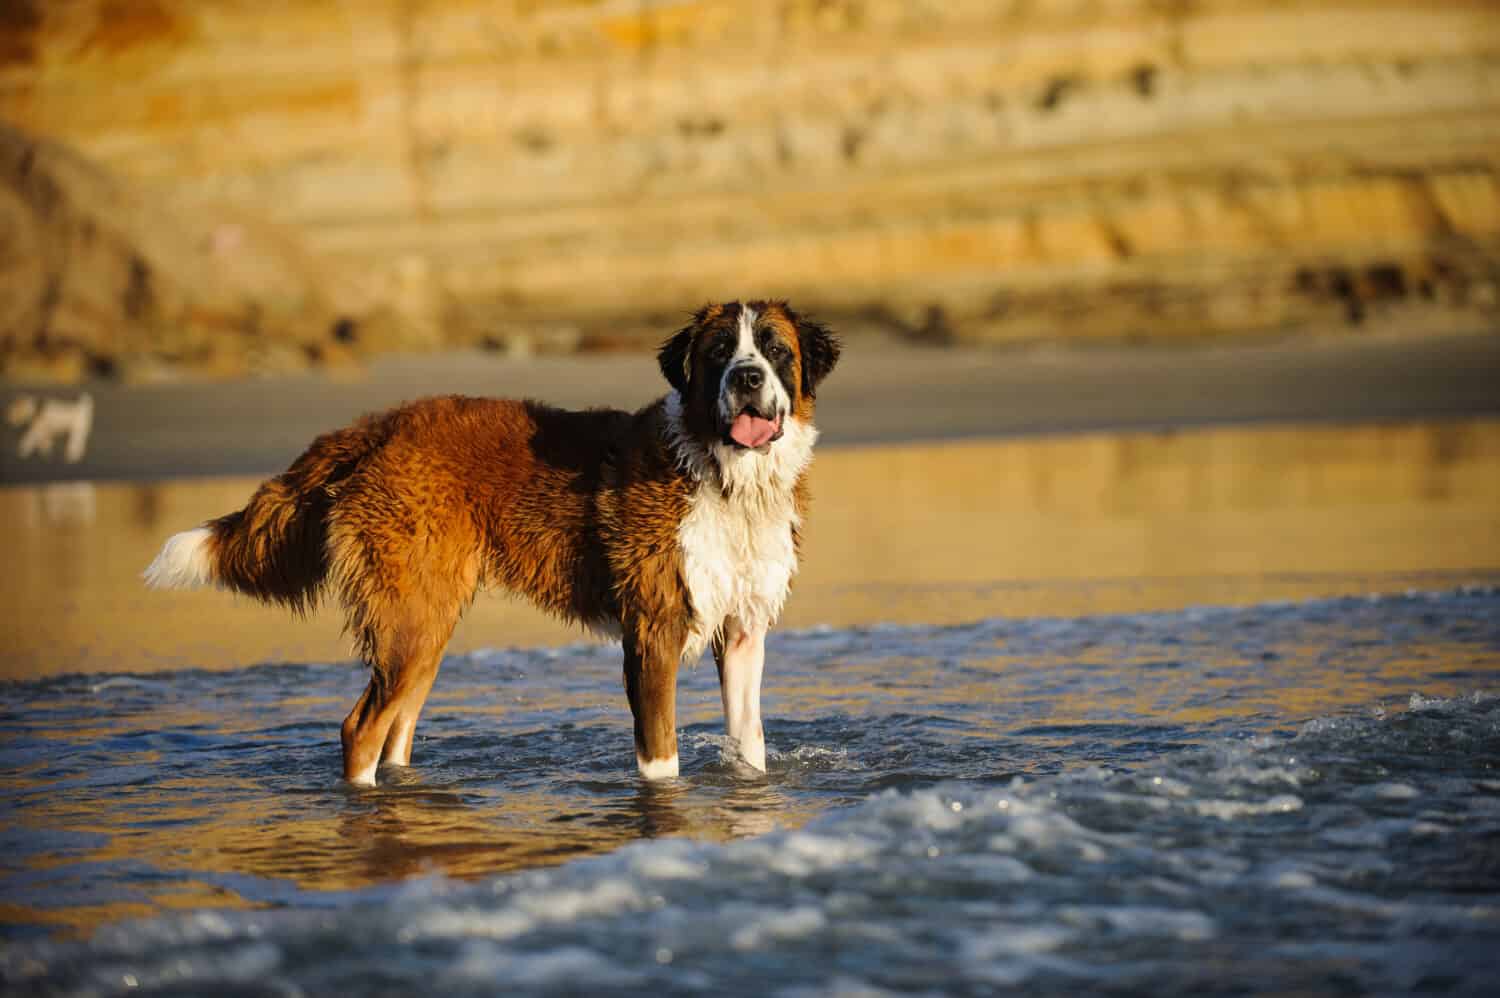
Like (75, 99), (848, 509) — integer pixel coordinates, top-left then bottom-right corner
(1193, 794), (1304, 820)
(1371, 781), (1420, 800)
(772, 744), (863, 770)
(729, 905), (826, 950)
(629, 847), (709, 882)
(404, 877), (645, 943)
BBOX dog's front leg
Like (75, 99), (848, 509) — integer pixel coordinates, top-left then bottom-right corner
(714, 617), (767, 772)
(623, 622), (681, 780)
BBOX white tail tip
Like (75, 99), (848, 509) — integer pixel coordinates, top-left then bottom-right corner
(143, 527), (216, 590)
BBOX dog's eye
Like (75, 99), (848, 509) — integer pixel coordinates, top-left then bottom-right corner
(765, 343), (788, 361)
(710, 339), (733, 363)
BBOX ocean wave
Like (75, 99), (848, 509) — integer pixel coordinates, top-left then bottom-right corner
(7, 690), (1498, 996)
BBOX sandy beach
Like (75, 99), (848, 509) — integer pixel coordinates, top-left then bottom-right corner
(3, 328), (1499, 485)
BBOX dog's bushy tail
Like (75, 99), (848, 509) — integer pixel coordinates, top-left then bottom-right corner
(144, 415), (389, 612)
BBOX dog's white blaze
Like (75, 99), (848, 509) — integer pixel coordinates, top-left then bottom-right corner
(662, 392), (816, 661)
(719, 621), (768, 771)
(142, 527), (217, 590)
(736, 303), (758, 358)
(637, 753), (680, 780)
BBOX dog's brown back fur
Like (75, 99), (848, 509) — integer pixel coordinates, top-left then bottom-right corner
(207, 396), (694, 669)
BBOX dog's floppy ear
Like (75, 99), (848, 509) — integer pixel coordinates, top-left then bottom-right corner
(657, 321), (697, 393)
(793, 311), (841, 397)
(659, 304), (726, 392)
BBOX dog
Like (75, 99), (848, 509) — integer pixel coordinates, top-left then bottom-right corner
(8, 392), (94, 463)
(144, 301), (839, 786)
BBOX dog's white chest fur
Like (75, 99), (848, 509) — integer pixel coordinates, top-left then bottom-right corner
(678, 479), (799, 659)
(664, 392), (816, 660)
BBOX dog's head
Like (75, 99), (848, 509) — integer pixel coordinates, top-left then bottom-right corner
(658, 300), (839, 452)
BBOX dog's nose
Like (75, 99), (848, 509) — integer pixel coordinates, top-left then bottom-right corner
(730, 366), (764, 392)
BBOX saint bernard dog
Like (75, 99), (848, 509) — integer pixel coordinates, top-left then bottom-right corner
(144, 301), (839, 786)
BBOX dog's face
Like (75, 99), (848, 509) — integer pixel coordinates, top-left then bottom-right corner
(658, 301), (839, 451)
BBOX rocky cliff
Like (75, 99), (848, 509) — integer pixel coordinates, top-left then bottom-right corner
(2, 0), (1498, 377)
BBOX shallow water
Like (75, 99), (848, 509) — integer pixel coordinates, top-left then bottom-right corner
(4, 588), (1499, 994)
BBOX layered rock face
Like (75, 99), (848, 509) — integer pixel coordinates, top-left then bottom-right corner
(0, 124), (390, 380)
(2, 0), (1498, 375)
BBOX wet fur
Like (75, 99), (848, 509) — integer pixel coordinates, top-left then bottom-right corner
(145, 301), (839, 785)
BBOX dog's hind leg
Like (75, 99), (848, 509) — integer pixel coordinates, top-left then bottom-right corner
(340, 618), (454, 786)
(332, 517), (478, 787)
(379, 647), (443, 767)
(341, 678), (382, 786)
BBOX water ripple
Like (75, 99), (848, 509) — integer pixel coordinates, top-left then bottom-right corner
(2, 590), (1499, 993)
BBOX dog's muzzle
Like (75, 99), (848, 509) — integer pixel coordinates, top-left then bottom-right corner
(722, 364), (784, 450)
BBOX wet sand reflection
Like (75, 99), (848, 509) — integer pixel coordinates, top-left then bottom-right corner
(3, 418), (1498, 680)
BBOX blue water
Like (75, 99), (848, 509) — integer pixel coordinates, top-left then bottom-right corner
(3, 589), (1499, 995)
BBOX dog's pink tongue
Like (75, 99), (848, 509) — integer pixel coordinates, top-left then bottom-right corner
(730, 412), (778, 448)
